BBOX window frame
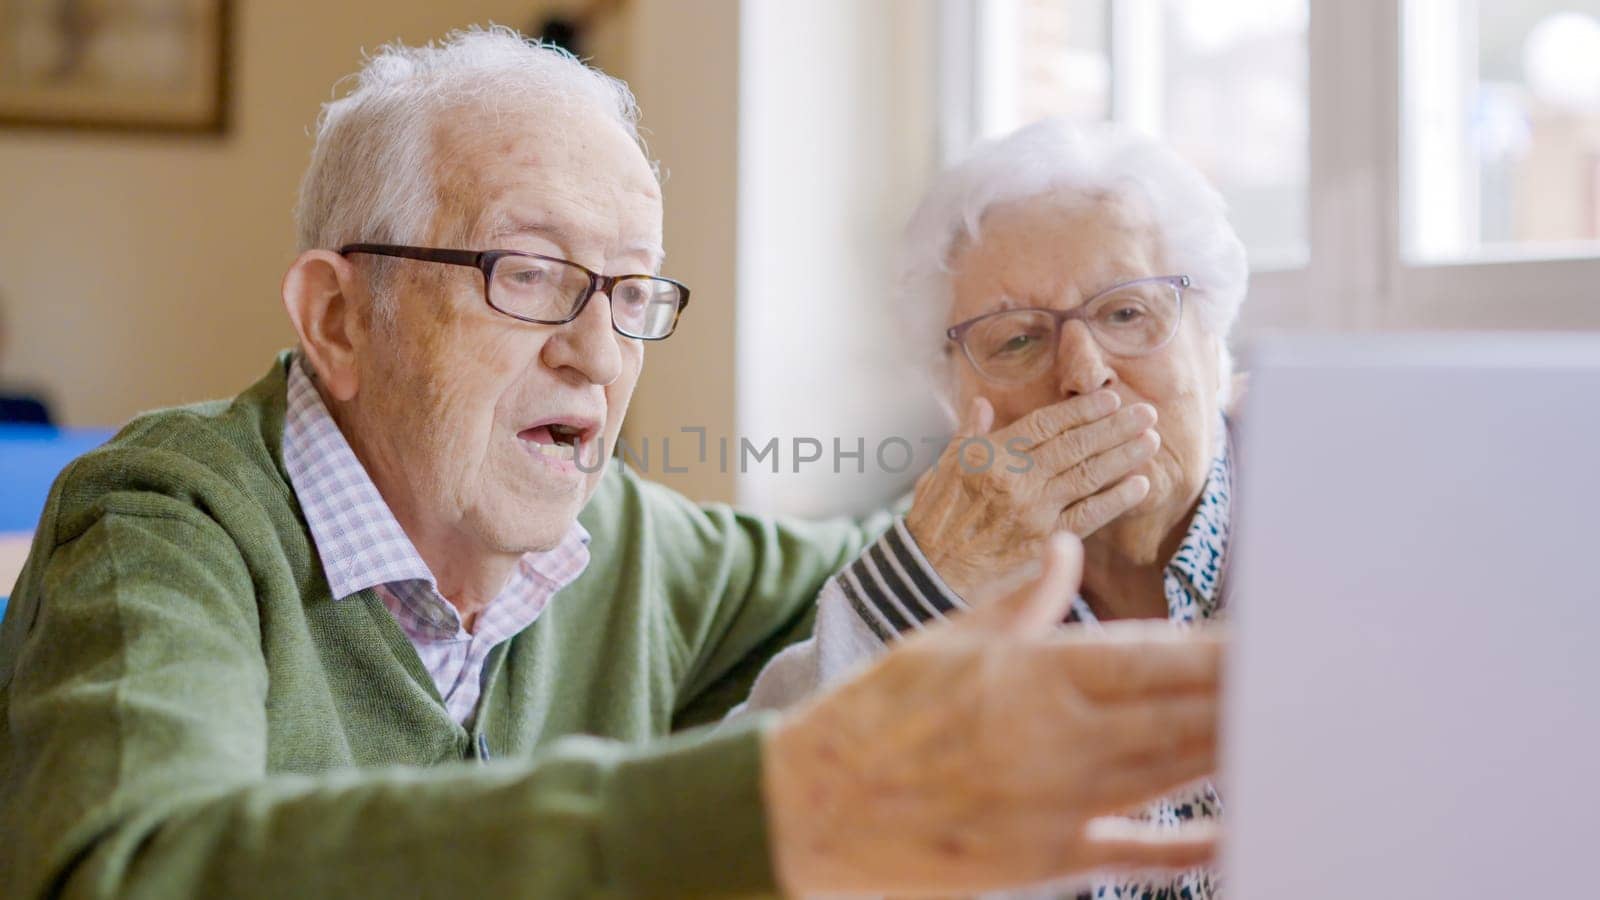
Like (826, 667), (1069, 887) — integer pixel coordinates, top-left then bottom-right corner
(940, 0), (1600, 337)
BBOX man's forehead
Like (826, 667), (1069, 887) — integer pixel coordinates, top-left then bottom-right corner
(431, 107), (656, 189)
(428, 110), (662, 249)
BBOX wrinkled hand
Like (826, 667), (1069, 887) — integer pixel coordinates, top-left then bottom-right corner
(905, 390), (1159, 599)
(763, 535), (1222, 897)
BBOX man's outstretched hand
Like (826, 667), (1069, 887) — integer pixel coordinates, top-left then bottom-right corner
(763, 534), (1222, 896)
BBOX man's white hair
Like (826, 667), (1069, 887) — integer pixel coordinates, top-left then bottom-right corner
(900, 118), (1248, 399)
(295, 26), (644, 287)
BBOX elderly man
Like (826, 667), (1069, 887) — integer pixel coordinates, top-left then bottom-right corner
(0, 31), (1222, 899)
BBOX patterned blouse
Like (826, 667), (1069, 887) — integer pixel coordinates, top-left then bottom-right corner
(1060, 418), (1232, 900)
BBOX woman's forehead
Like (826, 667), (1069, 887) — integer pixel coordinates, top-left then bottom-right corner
(950, 196), (1163, 310)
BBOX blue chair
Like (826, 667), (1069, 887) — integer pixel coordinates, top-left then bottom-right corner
(1, 425), (116, 609)
(1, 426), (116, 532)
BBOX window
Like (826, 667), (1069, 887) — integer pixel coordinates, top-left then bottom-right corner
(947, 0), (1600, 335)
(1403, 0), (1600, 262)
(973, 0), (1309, 271)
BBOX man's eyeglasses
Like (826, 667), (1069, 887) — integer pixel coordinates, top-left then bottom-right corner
(338, 243), (691, 341)
(945, 275), (1190, 384)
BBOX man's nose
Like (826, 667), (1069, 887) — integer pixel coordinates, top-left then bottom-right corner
(1054, 320), (1115, 397)
(542, 291), (624, 386)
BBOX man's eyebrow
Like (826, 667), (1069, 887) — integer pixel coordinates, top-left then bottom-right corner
(492, 221), (665, 270)
(492, 220), (571, 243)
(625, 240), (666, 270)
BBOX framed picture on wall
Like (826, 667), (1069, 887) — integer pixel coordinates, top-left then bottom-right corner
(0, 0), (231, 134)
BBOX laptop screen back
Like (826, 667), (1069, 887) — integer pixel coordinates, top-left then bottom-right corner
(1223, 333), (1600, 898)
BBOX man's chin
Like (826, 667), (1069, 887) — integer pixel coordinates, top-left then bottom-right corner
(469, 487), (584, 553)
(502, 454), (592, 510)
(487, 516), (581, 555)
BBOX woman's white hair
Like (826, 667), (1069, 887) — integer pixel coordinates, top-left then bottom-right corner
(900, 118), (1248, 400)
(294, 26), (644, 309)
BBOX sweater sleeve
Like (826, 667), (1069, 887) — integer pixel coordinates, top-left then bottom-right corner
(728, 519), (972, 718)
(601, 468), (893, 727)
(726, 576), (887, 717)
(0, 506), (776, 900)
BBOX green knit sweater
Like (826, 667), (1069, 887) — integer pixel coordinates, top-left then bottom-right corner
(0, 354), (884, 899)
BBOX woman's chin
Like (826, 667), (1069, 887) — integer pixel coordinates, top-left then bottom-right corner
(1097, 516), (1170, 566)
(1095, 481), (1188, 564)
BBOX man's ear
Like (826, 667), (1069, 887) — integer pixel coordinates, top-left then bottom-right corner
(281, 250), (368, 403)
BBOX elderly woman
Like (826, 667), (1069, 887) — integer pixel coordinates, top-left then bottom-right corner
(742, 117), (1246, 899)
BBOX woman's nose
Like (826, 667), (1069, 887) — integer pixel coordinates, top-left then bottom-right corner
(1054, 320), (1116, 397)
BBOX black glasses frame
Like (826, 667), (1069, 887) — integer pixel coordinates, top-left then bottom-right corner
(338, 242), (691, 340)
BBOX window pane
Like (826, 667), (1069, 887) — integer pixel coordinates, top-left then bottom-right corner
(979, 0), (1310, 271)
(1404, 0), (1600, 262)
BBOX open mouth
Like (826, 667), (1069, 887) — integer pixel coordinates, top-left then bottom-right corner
(518, 419), (596, 464)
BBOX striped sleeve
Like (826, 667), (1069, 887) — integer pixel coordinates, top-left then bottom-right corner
(834, 518), (967, 642)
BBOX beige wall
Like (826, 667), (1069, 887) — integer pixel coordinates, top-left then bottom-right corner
(0, 1), (550, 427)
(0, 0), (923, 514)
(735, 0), (945, 516)
(604, 0), (743, 504)
(0, 0), (748, 505)
(601, 0), (945, 511)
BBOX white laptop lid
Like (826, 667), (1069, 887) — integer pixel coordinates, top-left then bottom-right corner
(1223, 333), (1600, 898)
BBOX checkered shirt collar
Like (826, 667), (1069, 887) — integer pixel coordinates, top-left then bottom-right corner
(280, 354), (590, 602)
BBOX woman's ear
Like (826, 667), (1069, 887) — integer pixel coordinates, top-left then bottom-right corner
(1227, 371), (1250, 416)
(281, 250), (367, 403)
(930, 355), (966, 429)
(1209, 335), (1249, 416)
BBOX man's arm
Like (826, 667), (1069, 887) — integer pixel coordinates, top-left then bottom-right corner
(584, 464), (893, 726)
(1, 493), (1225, 899)
(733, 518), (968, 716)
(0, 502), (776, 899)
(761, 536), (1224, 895)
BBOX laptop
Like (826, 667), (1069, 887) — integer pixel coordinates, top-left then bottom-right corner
(1222, 333), (1600, 897)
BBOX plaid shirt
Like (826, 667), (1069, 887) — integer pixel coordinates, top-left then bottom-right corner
(280, 356), (590, 725)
